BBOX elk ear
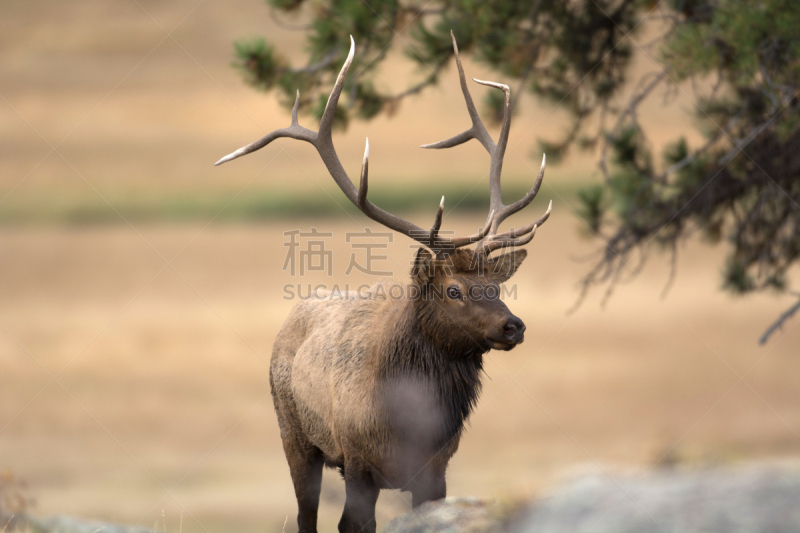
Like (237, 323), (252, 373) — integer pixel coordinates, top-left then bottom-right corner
(486, 249), (527, 283)
(411, 247), (435, 285)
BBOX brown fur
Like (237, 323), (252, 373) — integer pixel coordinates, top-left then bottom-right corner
(270, 248), (528, 533)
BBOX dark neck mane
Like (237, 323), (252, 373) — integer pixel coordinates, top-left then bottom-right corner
(378, 300), (484, 443)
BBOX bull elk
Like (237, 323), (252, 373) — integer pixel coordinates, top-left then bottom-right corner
(216, 32), (551, 533)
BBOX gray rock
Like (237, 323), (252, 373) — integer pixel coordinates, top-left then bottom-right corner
(23, 514), (154, 533)
(516, 462), (800, 533)
(382, 497), (504, 533)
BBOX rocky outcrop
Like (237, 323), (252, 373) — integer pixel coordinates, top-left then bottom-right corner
(383, 462), (800, 533)
(18, 514), (153, 533)
(382, 497), (508, 533)
(517, 462), (800, 533)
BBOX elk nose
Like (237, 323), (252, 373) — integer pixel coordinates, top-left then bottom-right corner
(503, 317), (526, 342)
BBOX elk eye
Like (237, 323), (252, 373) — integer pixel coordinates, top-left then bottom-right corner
(446, 286), (462, 300)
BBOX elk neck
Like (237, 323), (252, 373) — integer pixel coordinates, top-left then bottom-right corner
(376, 296), (485, 437)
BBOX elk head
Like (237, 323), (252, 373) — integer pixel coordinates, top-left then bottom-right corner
(216, 32), (552, 354)
(410, 247), (528, 354)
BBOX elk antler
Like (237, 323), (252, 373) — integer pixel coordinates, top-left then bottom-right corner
(215, 36), (495, 255)
(422, 31), (552, 255)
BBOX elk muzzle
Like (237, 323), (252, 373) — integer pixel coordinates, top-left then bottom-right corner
(488, 314), (526, 350)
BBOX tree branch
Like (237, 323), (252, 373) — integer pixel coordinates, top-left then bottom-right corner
(289, 49), (339, 75)
(759, 294), (800, 345)
(386, 61), (446, 102)
(599, 70), (667, 178)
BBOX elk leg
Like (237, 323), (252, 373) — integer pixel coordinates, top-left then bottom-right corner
(410, 472), (446, 507)
(283, 438), (324, 533)
(338, 466), (379, 533)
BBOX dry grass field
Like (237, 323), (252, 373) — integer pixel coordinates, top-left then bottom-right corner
(1, 1), (799, 532)
(1, 0), (702, 201)
(1, 215), (798, 533)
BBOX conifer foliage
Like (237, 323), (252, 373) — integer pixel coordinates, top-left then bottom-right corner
(234, 0), (800, 342)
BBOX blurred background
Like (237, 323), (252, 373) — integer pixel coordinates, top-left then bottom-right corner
(1, 1), (798, 532)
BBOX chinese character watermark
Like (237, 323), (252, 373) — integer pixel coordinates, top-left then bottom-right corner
(280, 227), (521, 301)
(283, 228), (333, 276)
(345, 228), (393, 276)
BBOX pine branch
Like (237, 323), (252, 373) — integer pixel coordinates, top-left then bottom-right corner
(759, 294), (800, 345)
(599, 70), (667, 178)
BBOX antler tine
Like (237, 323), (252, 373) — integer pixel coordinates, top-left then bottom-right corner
(358, 138), (369, 207)
(420, 31), (496, 154)
(473, 78), (511, 213)
(493, 200), (552, 241)
(356, 137), (456, 251)
(319, 35), (355, 138)
(429, 196), (445, 246)
(480, 224), (539, 254)
(478, 156), (551, 253)
(214, 36), (356, 168)
(291, 89), (300, 125)
(214, 90), (313, 166)
(492, 153), (547, 229)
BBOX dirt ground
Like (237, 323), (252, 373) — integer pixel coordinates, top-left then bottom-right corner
(1, 214), (798, 533)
